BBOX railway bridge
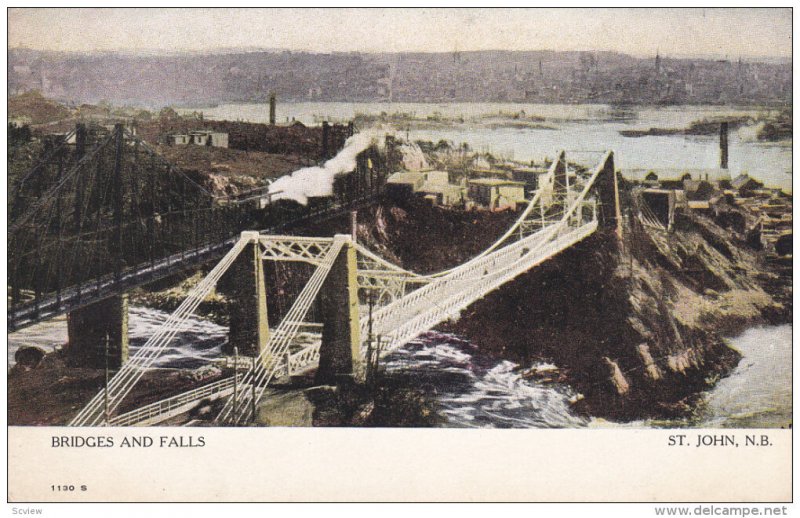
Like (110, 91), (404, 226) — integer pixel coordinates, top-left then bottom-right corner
(8, 122), (387, 368)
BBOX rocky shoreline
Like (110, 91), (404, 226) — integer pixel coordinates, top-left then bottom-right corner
(10, 191), (789, 427)
(352, 196), (789, 423)
(130, 194), (790, 424)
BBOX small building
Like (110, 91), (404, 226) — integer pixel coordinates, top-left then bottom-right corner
(424, 170), (450, 186)
(687, 200), (713, 215)
(643, 171), (661, 188)
(683, 179), (716, 201)
(731, 174), (764, 196)
(419, 183), (465, 206)
(511, 166), (549, 192)
(171, 134), (191, 145)
(467, 178), (527, 211)
(170, 130), (229, 148)
(386, 172), (427, 200)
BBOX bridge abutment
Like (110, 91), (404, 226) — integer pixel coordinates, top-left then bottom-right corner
(66, 295), (129, 369)
(226, 233), (269, 358)
(315, 235), (362, 385)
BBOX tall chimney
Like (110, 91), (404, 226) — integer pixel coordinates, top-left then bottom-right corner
(322, 121), (330, 159)
(269, 92), (276, 125)
(720, 122), (729, 169)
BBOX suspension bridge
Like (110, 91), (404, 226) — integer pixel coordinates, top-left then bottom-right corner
(7, 122), (385, 339)
(67, 149), (622, 427)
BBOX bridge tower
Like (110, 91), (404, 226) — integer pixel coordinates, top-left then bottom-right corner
(594, 151), (623, 239)
(552, 150), (569, 199)
(315, 234), (362, 385)
(64, 124), (130, 369)
(226, 231), (269, 358)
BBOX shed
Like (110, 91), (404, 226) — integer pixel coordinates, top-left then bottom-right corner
(731, 174), (763, 195)
(386, 172), (427, 200)
(511, 166), (549, 191)
(468, 178), (526, 210)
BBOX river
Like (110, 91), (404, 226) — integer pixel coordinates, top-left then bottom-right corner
(9, 102), (792, 427)
(181, 101), (791, 192)
(7, 307), (792, 428)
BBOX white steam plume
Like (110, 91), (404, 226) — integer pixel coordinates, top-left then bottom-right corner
(268, 130), (384, 205)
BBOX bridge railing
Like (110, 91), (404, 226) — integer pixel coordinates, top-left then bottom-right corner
(109, 375), (241, 427)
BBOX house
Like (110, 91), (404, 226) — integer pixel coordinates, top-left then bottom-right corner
(683, 179), (716, 200)
(170, 130), (229, 148)
(386, 172), (427, 200)
(687, 200), (713, 215)
(171, 134), (191, 145)
(419, 183), (465, 206)
(467, 178), (527, 211)
(731, 174), (764, 196)
(511, 166), (549, 192)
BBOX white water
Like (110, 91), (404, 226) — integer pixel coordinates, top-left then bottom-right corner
(382, 333), (587, 428)
(7, 307), (791, 428)
(8, 306), (228, 370)
(696, 325), (792, 428)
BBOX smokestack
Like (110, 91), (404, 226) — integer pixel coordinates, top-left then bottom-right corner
(720, 122), (729, 169)
(322, 121), (330, 159)
(269, 92), (276, 125)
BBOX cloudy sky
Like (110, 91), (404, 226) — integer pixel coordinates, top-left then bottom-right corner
(8, 8), (792, 59)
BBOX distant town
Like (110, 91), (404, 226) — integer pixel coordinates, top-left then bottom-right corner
(8, 48), (792, 107)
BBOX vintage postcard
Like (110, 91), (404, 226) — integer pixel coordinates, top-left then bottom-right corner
(5, 7), (793, 507)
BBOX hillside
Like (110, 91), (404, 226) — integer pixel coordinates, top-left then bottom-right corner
(8, 48), (792, 107)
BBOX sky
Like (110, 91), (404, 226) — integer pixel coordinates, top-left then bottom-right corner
(8, 8), (793, 59)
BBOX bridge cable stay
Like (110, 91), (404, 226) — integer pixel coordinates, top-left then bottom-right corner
(68, 236), (250, 426)
(215, 238), (346, 425)
(10, 128), (77, 201)
(9, 131), (117, 234)
(121, 128), (216, 200)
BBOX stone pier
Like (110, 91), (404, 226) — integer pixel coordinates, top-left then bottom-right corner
(315, 235), (362, 385)
(66, 295), (129, 369)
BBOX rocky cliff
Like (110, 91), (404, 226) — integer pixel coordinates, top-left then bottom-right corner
(353, 197), (788, 421)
